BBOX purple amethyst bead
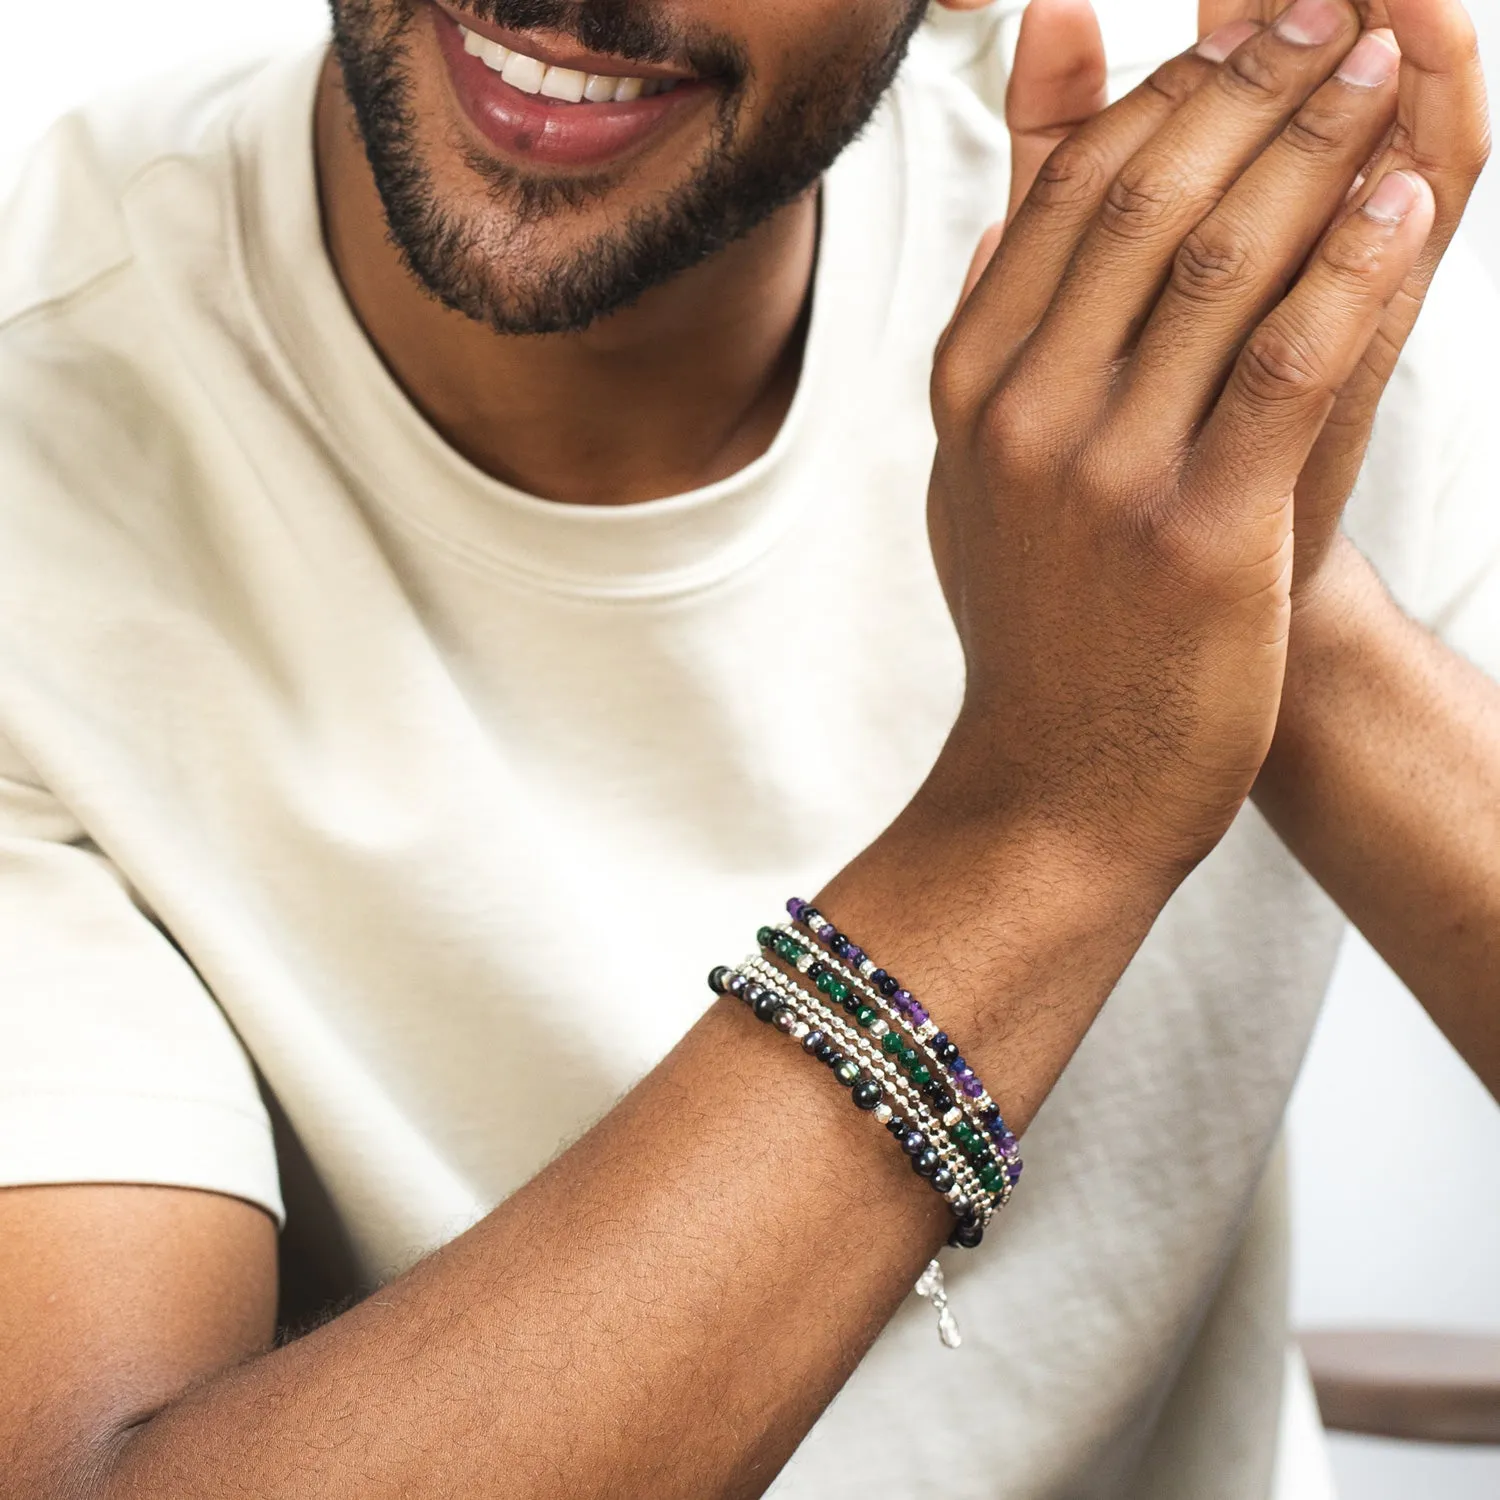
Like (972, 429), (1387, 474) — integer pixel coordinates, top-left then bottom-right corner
(787, 898), (806, 920)
(999, 1131), (1019, 1154)
(909, 1005), (929, 1026)
(1010, 1160), (1024, 1180)
(963, 1077), (985, 1098)
(952, 1060), (970, 1078)
(847, 947), (865, 967)
(894, 990), (913, 1007)
(818, 924), (836, 942)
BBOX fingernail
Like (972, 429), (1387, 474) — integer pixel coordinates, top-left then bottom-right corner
(1362, 169), (1422, 224)
(1336, 30), (1400, 88)
(1196, 19), (1261, 62)
(1274, 0), (1348, 47)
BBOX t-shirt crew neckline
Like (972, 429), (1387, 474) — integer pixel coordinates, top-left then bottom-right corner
(231, 49), (906, 601)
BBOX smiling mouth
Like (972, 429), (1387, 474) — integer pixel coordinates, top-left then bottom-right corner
(457, 26), (687, 104)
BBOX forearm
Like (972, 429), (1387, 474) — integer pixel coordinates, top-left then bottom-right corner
(78, 806), (1169, 1500)
(1255, 540), (1500, 1093)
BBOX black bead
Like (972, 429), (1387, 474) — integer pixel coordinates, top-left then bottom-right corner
(879, 976), (899, 998)
(816, 1042), (838, 1064)
(800, 908), (823, 930)
(932, 1167), (955, 1193)
(901, 1130), (926, 1157)
(930, 1089), (954, 1113)
(823, 1050), (846, 1071)
(921, 1079), (944, 1100)
(937, 1042), (960, 1065)
(886, 1115), (909, 1137)
(852, 1080), (883, 1111)
(806, 960), (826, 981)
(842, 994), (861, 1015)
(870, 969), (889, 988)
(933, 1032), (950, 1050)
(708, 966), (732, 994)
(802, 1029), (827, 1055)
(948, 1220), (985, 1250)
(752, 993), (781, 1023)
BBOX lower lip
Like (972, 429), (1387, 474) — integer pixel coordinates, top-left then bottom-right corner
(432, 9), (709, 170)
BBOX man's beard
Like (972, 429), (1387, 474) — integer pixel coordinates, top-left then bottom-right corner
(328, 0), (928, 335)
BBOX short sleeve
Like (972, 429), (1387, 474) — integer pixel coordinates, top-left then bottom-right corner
(0, 730), (284, 1222)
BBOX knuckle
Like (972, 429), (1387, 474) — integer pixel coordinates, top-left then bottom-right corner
(1144, 55), (1210, 110)
(930, 341), (981, 429)
(1279, 102), (1351, 160)
(1218, 43), (1286, 106)
(1171, 221), (1257, 302)
(1028, 135), (1112, 213)
(1237, 324), (1327, 406)
(1100, 157), (1184, 241)
(1389, 118), (1490, 184)
(1317, 223), (1387, 284)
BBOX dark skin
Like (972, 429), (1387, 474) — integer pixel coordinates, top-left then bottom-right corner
(1, 0), (1496, 1497)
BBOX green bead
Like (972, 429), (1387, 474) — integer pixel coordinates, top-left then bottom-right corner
(980, 1167), (1005, 1193)
(757, 927), (776, 948)
(855, 1006), (876, 1027)
(899, 1047), (919, 1070)
(815, 972), (835, 994)
(777, 939), (804, 962)
(882, 1032), (903, 1056)
(964, 1138), (984, 1157)
(828, 980), (849, 1003)
(910, 1064), (931, 1086)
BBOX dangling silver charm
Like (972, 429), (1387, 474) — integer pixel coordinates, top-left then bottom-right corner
(915, 1258), (962, 1349)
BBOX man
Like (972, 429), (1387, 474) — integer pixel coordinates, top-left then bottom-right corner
(0, 0), (1496, 1497)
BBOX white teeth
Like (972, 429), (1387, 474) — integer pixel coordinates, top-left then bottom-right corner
(457, 25), (678, 104)
(501, 50), (547, 94)
(540, 66), (587, 103)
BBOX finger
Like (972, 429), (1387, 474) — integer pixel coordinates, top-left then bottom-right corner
(1294, 0), (1490, 537)
(1190, 167), (1436, 519)
(946, 43), (1234, 397)
(1006, 0), (1110, 223)
(1123, 28), (1402, 434)
(1025, 0), (1367, 384)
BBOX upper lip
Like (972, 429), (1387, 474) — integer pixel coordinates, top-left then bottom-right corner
(434, 2), (700, 81)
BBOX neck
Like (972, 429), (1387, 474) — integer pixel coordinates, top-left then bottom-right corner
(314, 55), (819, 507)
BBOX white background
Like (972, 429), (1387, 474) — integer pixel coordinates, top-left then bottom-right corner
(3, 3), (1500, 1497)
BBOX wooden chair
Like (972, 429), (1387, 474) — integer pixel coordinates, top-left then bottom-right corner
(1301, 1331), (1500, 1445)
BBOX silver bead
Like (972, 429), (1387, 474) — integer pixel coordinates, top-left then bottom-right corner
(943, 1107), (963, 1128)
(874, 1103), (893, 1124)
(791, 1021), (811, 1040)
(869, 1018), (890, 1038)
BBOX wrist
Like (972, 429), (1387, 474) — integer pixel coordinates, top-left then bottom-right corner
(1258, 538), (1390, 799)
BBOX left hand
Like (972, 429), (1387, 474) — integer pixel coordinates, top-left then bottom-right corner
(1001, 0), (1491, 605)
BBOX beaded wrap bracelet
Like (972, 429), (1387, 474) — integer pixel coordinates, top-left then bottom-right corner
(784, 899), (1023, 1185)
(758, 925), (1015, 1204)
(707, 898), (1028, 1348)
(735, 956), (992, 1216)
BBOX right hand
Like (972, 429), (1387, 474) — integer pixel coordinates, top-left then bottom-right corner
(922, 0), (1435, 882)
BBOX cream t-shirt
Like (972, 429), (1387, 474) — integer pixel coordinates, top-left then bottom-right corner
(2, 15), (1498, 1500)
